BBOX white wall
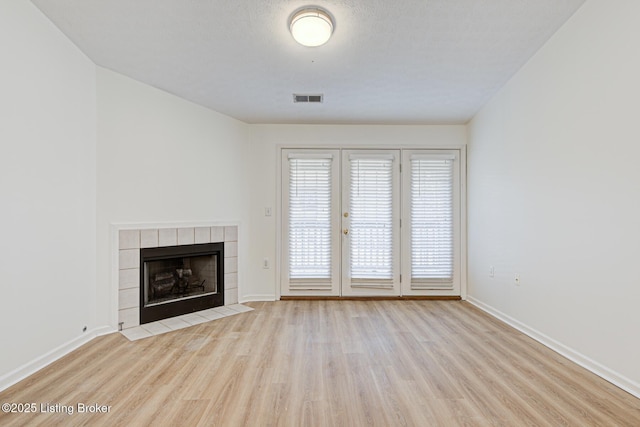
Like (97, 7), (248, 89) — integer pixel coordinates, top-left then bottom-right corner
(0, 1), (97, 384)
(468, 0), (640, 394)
(245, 125), (466, 301)
(96, 68), (250, 328)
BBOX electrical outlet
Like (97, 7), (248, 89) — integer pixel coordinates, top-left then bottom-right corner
(514, 273), (520, 285)
(489, 266), (495, 278)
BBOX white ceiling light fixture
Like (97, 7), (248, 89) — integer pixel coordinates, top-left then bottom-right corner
(289, 7), (334, 47)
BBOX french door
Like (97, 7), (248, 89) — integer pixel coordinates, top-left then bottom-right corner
(341, 150), (400, 296)
(281, 150), (341, 295)
(280, 148), (461, 297)
(401, 150), (461, 296)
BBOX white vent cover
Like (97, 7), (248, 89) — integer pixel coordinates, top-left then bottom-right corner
(293, 94), (323, 103)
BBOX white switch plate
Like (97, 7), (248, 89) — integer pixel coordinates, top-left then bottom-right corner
(263, 257), (270, 269)
(514, 273), (520, 285)
(265, 207), (272, 217)
(489, 266), (495, 278)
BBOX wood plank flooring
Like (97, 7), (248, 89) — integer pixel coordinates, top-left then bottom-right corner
(1, 300), (639, 426)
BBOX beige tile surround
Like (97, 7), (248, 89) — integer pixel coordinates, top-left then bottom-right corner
(118, 226), (238, 330)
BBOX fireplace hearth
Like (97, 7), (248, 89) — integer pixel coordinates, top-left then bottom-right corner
(140, 242), (224, 324)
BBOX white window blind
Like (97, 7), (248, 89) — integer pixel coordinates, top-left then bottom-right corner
(288, 156), (333, 279)
(410, 156), (454, 282)
(349, 156), (394, 280)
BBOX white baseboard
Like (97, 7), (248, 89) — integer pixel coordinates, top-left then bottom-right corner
(239, 294), (277, 303)
(0, 326), (116, 393)
(466, 296), (640, 399)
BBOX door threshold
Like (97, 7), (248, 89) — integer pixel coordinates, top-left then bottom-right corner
(280, 296), (461, 301)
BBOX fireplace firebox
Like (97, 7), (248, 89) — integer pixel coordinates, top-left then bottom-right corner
(139, 243), (224, 324)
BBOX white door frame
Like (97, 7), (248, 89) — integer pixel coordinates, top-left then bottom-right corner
(276, 145), (467, 300)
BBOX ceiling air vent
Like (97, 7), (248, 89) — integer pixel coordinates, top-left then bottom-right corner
(293, 94), (323, 103)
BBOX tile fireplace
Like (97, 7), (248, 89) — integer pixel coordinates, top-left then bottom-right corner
(117, 225), (238, 330)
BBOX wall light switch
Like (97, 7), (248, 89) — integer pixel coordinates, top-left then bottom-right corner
(263, 258), (270, 269)
(514, 273), (521, 285)
(265, 207), (272, 217)
(489, 266), (495, 278)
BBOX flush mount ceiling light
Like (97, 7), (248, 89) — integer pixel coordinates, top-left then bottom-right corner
(289, 7), (334, 47)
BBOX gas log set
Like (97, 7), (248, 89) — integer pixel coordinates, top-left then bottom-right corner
(150, 268), (206, 301)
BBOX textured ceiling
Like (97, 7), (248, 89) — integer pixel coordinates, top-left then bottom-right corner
(30, 0), (585, 124)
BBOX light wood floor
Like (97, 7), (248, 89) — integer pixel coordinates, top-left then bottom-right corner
(1, 301), (639, 426)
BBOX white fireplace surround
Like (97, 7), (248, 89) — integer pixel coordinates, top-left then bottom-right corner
(114, 223), (239, 330)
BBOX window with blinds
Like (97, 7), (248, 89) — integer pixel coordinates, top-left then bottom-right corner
(349, 156), (394, 280)
(410, 155), (454, 282)
(288, 156), (333, 279)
